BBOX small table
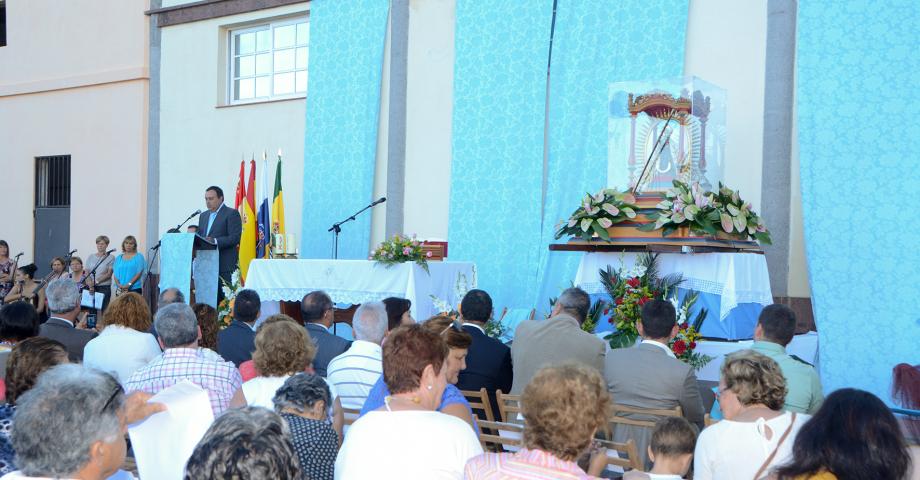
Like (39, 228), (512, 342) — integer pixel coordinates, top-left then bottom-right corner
(245, 259), (477, 321)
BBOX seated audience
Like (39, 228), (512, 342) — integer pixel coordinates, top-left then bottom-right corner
(83, 292), (161, 384)
(157, 287), (185, 307)
(0, 337), (69, 475)
(382, 297), (413, 329)
(360, 316), (476, 428)
(125, 303), (244, 416)
(465, 363), (610, 479)
(238, 314), (316, 380)
(752, 304), (823, 413)
(693, 350), (808, 480)
(3, 265), (46, 321)
(242, 316), (344, 440)
(5, 364), (163, 480)
(301, 291), (351, 377)
(606, 300), (705, 466)
(623, 417), (698, 480)
(191, 303), (219, 352)
(336, 324), (482, 479)
(217, 288), (260, 367)
(184, 406), (301, 480)
(273, 373), (339, 480)
(327, 302), (387, 410)
(511, 287), (605, 395)
(0, 302), (40, 377)
(37, 279), (97, 362)
(773, 388), (910, 480)
(455, 289), (512, 420)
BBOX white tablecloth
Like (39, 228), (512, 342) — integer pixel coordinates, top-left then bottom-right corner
(574, 252), (773, 321)
(245, 259), (477, 321)
(694, 332), (819, 382)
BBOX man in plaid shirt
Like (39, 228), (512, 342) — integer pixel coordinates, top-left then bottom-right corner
(126, 303), (244, 415)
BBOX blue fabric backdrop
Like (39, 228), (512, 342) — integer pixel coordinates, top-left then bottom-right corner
(301, 0), (390, 260)
(534, 0), (689, 315)
(447, 0), (555, 312)
(797, 1), (920, 402)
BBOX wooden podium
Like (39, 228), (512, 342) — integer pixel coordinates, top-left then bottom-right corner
(159, 233), (220, 307)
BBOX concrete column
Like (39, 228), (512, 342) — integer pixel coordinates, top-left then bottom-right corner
(385, 0), (409, 238)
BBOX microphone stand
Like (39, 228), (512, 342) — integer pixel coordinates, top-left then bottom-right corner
(81, 249), (113, 325)
(327, 199), (385, 259)
(144, 209), (201, 307)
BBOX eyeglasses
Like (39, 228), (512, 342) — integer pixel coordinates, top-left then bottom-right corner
(101, 385), (124, 414)
(440, 318), (463, 336)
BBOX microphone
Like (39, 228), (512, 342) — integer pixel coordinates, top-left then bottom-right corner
(13, 252), (23, 259)
(372, 197), (387, 206)
(106, 249), (116, 254)
(190, 209), (202, 217)
(65, 249), (77, 257)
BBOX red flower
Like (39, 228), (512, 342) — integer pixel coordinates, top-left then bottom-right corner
(672, 339), (687, 356)
(627, 277), (641, 288)
(690, 341), (697, 349)
(602, 308), (610, 315)
(681, 322), (689, 330)
(639, 297), (650, 306)
(615, 298), (624, 305)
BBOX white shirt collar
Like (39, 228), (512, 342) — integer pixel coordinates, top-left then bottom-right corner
(641, 339), (676, 359)
(351, 340), (383, 354)
(49, 317), (74, 328)
(461, 322), (486, 334)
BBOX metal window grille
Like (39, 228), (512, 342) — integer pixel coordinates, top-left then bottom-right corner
(35, 155), (71, 207)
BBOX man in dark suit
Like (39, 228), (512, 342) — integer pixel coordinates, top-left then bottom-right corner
(38, 279), (97, 362)
(301, 290), (350, 377)
(197, 186), (243, 294)
(456, 289), (512, 420)
(217, 289), (260, 367)
(605, 299), (705, 467)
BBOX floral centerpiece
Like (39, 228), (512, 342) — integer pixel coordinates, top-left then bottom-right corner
(710, 183), (772, 244)
(598, 253), (712, 370)
(216, 268), (243, 329)
(371, 234), (432, 272)
(555, 188), (638, 241)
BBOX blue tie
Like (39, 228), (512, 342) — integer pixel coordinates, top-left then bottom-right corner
(207, 208), (218, 236)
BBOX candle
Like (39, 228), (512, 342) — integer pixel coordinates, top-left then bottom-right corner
(286, 233), (295, 254)
(278, 148), (283, 158)
(262, 150), (267, 160)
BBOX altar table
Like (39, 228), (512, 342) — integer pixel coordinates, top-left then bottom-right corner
(245, 259), (477, 321)
(574, 252), (773, 339)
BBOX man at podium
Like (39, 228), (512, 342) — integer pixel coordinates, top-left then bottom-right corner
(198, 186), (242, 296)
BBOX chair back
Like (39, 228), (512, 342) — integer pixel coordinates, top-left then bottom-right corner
(496, 391), (523, 424)
(475, 418), (523, 451)
(598, 438), (643, 471)
(461, 388), (496, 423)
(608, 402), (683, 429)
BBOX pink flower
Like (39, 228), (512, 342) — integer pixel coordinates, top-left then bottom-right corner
(426, 251), (433, 258)
(402, 247), (411, 255)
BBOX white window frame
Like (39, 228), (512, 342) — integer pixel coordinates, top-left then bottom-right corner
(228, 16), (309, 105)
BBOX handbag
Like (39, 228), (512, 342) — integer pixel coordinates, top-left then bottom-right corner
(752, 412), (797, 480)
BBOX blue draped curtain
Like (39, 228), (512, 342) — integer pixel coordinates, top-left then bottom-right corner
(447, 0), (555, 312)
(301, 0), (390, 259)
(797, 1), (920, 402)
(534, 0), (689, 315)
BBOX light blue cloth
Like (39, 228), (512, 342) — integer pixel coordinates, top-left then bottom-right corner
(534, 0), (689, 316)
(113, 253), (146, 290)
(797, 0), (920, 402)
(447, 0), (554, 313)
(300, 0), (390, 260)
(159, 233), (195, 302)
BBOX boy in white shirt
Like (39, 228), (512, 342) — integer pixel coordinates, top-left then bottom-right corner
(624, 417), (698, 480)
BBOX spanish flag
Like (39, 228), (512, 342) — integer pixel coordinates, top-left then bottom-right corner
(239, 159), (258, 281)
(271, 151), (286, 252)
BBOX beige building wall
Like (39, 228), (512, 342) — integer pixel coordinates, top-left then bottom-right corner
(0, 0), (149, 264)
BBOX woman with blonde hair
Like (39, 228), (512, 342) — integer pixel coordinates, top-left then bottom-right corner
(83, 292), (160, 384)
(112, 236), (144, 295)
(694, 350), (809, 480)
(465, 363), (611, 479)
(242, 314), (344, 440)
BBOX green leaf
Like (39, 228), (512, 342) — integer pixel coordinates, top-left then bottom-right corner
(661, 226), (677, 237)
(591, 222), (610, 240)
(733, 214), (747, 232)
(754, 231), (773, 245)
(622, 207), (636, 219)
(727, 204), (740, 216)
(636, 223), (658, 232)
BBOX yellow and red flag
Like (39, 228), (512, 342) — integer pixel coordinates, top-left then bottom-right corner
(239, 158), (258, 281)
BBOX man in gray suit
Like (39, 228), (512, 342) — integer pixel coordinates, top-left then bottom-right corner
(301, 290), (351, 377)
(197, 186), (243, 293)
(38, 279), (97, 362)
(605, 299), (705, 467)
(510, 287), (605, 395)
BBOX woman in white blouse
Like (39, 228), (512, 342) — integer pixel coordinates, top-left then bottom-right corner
(693, 350), (808, 480)
(82, 292), (161, 384)
(335, 324), (482, 480)
(242, 315), (344, 441)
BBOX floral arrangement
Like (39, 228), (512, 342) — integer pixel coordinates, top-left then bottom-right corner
(598, 253), (712, 370)
(710, 183), (772, 244)
(371, 234), (432, 272)
(555, 188), (638, 241)
(216, 268), (243, 329)
(640, 180), (772, 244)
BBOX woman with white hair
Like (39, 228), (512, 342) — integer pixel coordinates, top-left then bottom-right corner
(273, 373), (338, 480)
(2, 364), (163, 480)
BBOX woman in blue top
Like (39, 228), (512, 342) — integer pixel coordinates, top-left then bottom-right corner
(112, 236), (145, 295)
(360, 315), (476, 430)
